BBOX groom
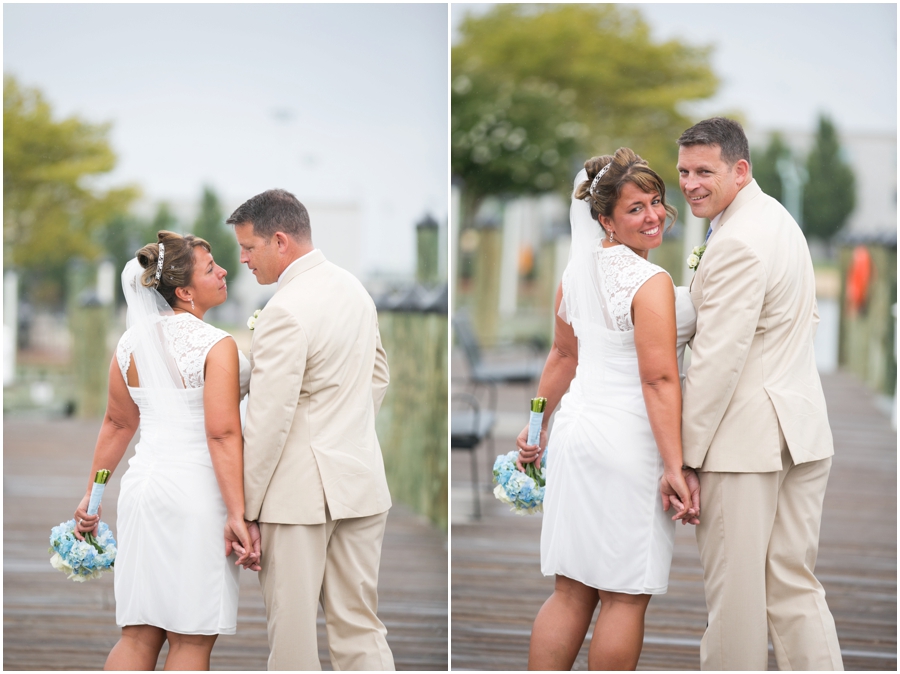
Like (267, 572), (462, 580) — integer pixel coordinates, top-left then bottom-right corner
(228, 189), (395, 671)
(676, 117), (843, 670)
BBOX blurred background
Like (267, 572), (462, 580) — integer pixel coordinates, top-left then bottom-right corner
(3, 2), (449, 526)
(450, 4), (896, 670)
(4, 4), (448, 670)
(451, 2), (896, 406)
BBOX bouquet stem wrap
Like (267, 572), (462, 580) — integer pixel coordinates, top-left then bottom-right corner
(87, 469), (110, 516)
(84, 470), (111, 553)
(526, 397), (547, 446)
(524, 397), (547, 483)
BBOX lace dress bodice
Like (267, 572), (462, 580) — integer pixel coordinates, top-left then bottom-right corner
(561, 243), (697, 383)
(116, 313), (250, 395)
(596, 244), (668, 332)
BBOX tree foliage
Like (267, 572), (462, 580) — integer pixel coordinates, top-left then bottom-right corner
(452, 68), (586, 222)
(802, 115), (856, 240)
(145, 202), (181, 244)
(3, 74), (139, 304)
(752, 132), (791, 204)
(452, 3), (719, 196)
(192, 186), (239, 278)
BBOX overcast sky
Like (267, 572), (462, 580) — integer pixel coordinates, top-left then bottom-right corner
(452, 3), (897, 135)
(4, 3), (448, 278)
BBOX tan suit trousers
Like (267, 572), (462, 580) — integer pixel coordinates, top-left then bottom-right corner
(259, 511), (395, 671)
(697, 443), (843, 671)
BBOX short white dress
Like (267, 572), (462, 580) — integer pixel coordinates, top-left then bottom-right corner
(540, 244), (696, 594)
(114, 313), (250, 634)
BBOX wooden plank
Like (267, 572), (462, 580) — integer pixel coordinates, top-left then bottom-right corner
(3, 418), (447, 671)
(450, 370), (897, 670)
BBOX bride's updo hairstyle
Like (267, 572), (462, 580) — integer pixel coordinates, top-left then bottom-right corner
(136, 230), (212, 308)
(573, 147), (677, 238)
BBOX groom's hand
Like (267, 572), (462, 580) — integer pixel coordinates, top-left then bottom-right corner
(245, 520), (262, 572)
(224, 516), (260, 570)
(515, 426), (546, 472)
(660, 468), (701, 525)
(680, 468), (701, 525)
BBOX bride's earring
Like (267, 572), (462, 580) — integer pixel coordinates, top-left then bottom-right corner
(190, 298), (195, 311)
(608, 229), (615, 243)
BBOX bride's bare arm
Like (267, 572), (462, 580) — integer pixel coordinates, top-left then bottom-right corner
(632, 273), (696, 521)
(204, 337), (257, 569)
(516, 282), (578, 467)
(74, 357), (140, 540)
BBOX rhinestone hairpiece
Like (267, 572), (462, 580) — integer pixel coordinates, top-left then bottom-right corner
(589, 163), (612, 195)
(155, 243), (165, 287)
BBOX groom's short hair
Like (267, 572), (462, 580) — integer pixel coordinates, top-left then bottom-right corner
(677, 117), (751, 168)
(226, 189), (311, 242)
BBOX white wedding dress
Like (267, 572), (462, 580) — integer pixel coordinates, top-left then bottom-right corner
(540, 172), (697, 594)
(114, 312), (251, 634)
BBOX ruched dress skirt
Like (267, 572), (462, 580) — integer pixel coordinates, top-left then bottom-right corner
(540, 324), (675, 594)
(115, 388), (240, 634)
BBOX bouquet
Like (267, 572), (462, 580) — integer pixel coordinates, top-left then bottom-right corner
(49, 469), (117, 581)
(492, 397), (548, 515)
(492, 450), (547, 515)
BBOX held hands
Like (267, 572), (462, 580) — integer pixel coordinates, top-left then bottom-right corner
(515, 425), (547, 472)
(73, 493), (101, 541)
(660, 467), (701, 525)
(224, 516), (261, 571)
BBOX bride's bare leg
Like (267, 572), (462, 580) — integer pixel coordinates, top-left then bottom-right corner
(528, 575), (599, 670)
(587, 590), (651, 670)
(164, 632), (218, 671)
(104, 625), (166, 670)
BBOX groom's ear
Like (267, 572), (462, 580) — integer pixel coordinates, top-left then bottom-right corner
(273, 231), (290, 253)
(734, 158), (751, 186)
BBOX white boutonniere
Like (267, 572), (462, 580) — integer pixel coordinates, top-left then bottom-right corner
(687, 245), (707, 272)
(247, 309), (262, 330)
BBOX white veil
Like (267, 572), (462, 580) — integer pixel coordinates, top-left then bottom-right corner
(558, 169), (614, 333)
(120, 258), (185, 417)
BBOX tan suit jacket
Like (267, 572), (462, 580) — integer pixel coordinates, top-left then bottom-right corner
(682, 180), (834, 472)
(243, 249), (392, 524)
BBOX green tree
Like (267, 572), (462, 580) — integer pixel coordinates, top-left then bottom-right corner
(145, 202), (180, 243)
(803, 115), (856, 240)
(3, 74), (139, 305)
(452, 68), (586, 225)
(753, 132), (791, 204)
(453, 4), (719, 186)
(192, 186), (239, 278)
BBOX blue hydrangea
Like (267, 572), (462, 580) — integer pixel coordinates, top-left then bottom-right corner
(492, 450), (548, 515)
(49, 519), (117, 582)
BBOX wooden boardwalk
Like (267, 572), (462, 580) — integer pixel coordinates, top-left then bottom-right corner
(450, 370), (897, 670)
(3, 417), (447, 671)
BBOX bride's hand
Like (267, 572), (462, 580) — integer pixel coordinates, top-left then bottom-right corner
(660, 467), (699, 524)
(224, 516), (259, 570)
(73, 493), (101, 541)
(515, 425), (546, 472)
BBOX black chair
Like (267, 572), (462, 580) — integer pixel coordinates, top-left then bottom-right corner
(452, 310), (544, 412)
(450, 392), (496, 520)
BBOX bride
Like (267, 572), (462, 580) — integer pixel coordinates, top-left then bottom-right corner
(73, 231), (259, 670)
(516, 148), (700, 670)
